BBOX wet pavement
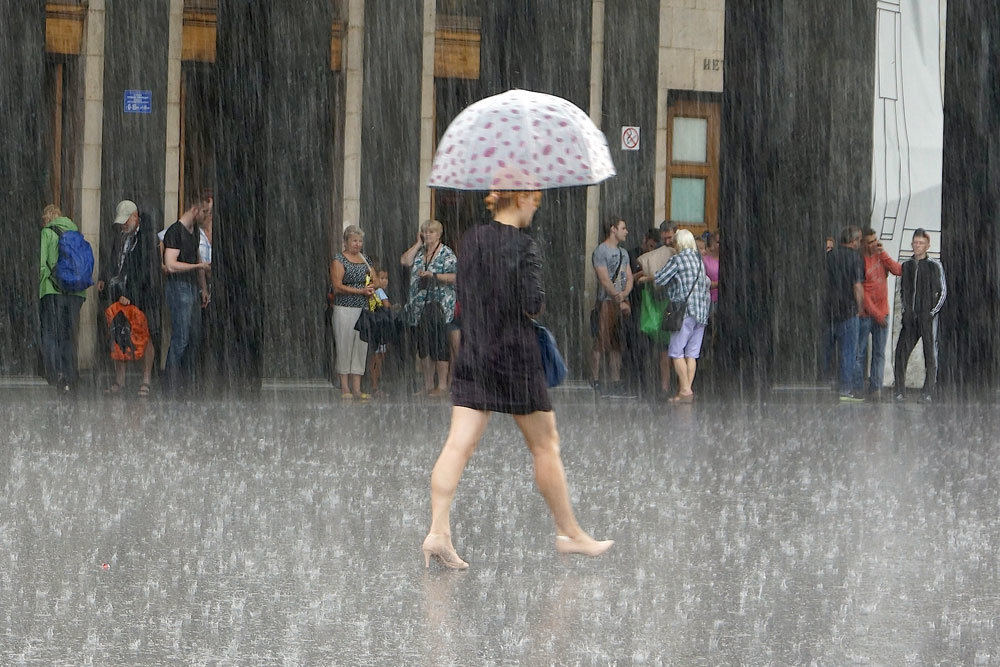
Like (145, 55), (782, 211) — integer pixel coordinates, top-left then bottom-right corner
(1, 387), (998, 665)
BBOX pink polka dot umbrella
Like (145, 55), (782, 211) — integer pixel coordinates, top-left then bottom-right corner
(428, 89), (616, 191)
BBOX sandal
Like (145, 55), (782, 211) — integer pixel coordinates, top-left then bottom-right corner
(137, 383), (151, 398)
(104, 383), (122, 395)
(341, 392), (354, 400)
(354, 392), (372, 401)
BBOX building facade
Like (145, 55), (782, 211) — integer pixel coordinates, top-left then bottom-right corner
(3, 0), (997, 391)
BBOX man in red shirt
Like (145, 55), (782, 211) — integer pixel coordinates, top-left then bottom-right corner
(855, 228), (902, 398)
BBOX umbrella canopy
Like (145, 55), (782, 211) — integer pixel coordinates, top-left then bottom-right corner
(429, 89), (616, 191)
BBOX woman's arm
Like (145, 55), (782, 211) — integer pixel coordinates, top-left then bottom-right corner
(400, 230), (422, 267)
(519, 239), (545, 317)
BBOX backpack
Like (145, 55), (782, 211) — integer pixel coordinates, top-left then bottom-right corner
(105, 302), (149, 361)
(49, 226), (95, 292)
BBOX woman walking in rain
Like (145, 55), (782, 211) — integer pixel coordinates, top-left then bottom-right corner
(421, 189), (614, 569)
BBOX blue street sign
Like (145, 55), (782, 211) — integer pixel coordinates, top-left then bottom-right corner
(123, 90), (152, 114)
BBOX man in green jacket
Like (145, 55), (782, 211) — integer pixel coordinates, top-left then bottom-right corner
(40, 205), (88, 393)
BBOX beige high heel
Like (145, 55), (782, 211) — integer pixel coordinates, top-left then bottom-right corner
(555, 534), (615, 557)
(422, 534), (469, 569)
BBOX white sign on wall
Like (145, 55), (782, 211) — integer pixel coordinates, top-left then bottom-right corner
(621, 126), (640, 151)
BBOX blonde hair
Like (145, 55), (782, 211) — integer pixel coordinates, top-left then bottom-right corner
(420, 219), (443, 235)
(673, 229), (697, 251)
(343, 224), (364, 246)
(42, 205), (62, 225)
(484, 190), (542, 213)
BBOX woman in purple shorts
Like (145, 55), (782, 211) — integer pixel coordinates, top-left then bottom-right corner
(654, 229), (710, 402)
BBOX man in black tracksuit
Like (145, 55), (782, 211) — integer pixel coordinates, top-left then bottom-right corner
(894, 229), (946, 401)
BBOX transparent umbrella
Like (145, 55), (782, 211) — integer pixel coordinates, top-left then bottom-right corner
(428, 89), (616, 191)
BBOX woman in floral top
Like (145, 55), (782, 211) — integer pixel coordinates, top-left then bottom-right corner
(400, 220), (458, 396)
(330, 225), (376, 399)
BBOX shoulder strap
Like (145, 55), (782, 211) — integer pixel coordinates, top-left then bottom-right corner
(612, 249), (624, 284)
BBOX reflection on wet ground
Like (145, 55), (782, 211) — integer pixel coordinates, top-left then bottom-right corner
(1, 389), (998, 664)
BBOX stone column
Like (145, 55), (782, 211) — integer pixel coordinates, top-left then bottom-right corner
(359, 0), (423, 282)
(215, 0), (334, 384)
(71, 0), (108, 371)
(341, 0), (365, 229)
(939, 0), (1000, 391)
(96, 0), (170, 378)
(476, 1), (594, 376)
(600, 0), (659, 236)
(416, 0), (436, 231)
(164, 0), (184, 227)
(0, 0), (45, 375)
(719, 0), (876, 391)
(584, 0), (605, 311)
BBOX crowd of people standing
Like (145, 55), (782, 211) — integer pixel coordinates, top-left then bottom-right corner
(38, 190), (213, 397)
(38, 192), (728, 401)
(825, 225), (946, 402)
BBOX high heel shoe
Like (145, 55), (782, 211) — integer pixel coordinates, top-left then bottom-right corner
(555, 534), (615, 557)
(422, 534), (469, 569)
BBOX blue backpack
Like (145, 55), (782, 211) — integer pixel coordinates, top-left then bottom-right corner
(49, 226), (94, 292)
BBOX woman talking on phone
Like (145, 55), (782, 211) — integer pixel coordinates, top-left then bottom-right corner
(400, 220), (458, 396)
(420, 190), (614, 569)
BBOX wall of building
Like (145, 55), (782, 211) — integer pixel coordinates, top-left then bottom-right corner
(940, 0), (1000, 391)
(0, 2), (46, 376)
(718, 0), (876, 391)
(10, 0), (997, 392)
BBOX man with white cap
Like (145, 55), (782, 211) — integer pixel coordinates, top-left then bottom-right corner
(97, 199), (160, 396)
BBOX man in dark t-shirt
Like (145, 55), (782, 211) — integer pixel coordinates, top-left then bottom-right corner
(825, 225), (865, 401)
(162, 192), (211, 394)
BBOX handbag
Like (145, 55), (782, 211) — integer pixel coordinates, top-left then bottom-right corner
(639, 284), (672, 344)
(534, 321), (567, 388)
(661, 274), (698, 333)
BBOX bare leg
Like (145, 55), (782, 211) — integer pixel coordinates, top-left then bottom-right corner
(590, 347), (601, 383)
(659, 350), (671, 393)
(672, 357), (692, 395)
(609, 350), (622, 383)
(369, 352), (384, 391)
(350, 374), (363, 396)
(685, 357), (697, 392)
(339, 373), (350, 395)
(421, 356), (435, 392)
(142, 343), (155, 386)
(435, 361), (450, 391)
(425, 407), (491, 567)
(512, 411), (613, 556)
(448, 330), (461, 385)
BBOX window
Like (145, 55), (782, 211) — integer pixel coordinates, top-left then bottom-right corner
(665, 98), (720, 234)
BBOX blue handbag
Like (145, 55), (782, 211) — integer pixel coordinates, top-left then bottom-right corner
(534, 321), (567, 388)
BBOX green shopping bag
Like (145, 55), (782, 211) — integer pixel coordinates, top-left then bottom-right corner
(639, 284), (672, 344)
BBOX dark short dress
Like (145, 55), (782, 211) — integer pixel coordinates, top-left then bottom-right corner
(451, 221), (552, 414)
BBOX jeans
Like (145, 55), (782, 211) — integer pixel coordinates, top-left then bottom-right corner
(855, 316), (888, 393)
(832, 316), (859, 395)
(165, 280), (201, 389)
(39, 294), (84, 387)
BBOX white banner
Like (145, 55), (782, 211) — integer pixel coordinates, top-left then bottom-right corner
(869, 0), (947, 386)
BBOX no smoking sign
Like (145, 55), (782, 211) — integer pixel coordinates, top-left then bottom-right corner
(621, 126), (640, 151)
